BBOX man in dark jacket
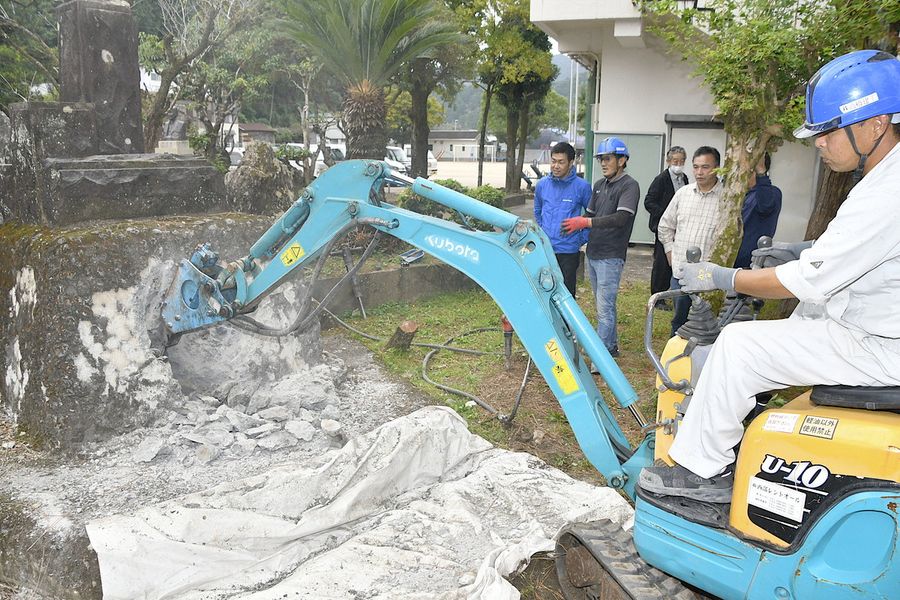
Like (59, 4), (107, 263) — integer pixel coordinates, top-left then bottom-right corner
(534, 142), (593, 297)
(561, 137), (640, 357)
(733, 153), (783, 268)
(644, 146), (688, 299)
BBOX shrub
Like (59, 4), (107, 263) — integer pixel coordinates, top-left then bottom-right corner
(468, 185), (505, 209)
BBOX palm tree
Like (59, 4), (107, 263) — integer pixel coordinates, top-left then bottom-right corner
(279, 0), (460, 159)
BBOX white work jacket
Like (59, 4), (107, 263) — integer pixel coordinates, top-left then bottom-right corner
(776, 142), (900, 339)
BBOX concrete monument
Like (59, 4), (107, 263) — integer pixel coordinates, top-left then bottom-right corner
(58, 0), (144, 153)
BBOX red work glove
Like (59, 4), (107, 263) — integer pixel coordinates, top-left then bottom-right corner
(561, 216), (591, 235)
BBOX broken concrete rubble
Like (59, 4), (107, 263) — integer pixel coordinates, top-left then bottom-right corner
(1, 335), (428, 596)
(0, 215), (319, 450)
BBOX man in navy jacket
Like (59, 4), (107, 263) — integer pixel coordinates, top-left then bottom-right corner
(644, 146), (689, 298)
(534, 142), (593, 297)
(734, 152), (783, 268)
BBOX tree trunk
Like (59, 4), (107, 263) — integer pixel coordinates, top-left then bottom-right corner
(805, 164), (855, 239)
(477, 83), (493, 187)
(515, 99), (530, 189)
(504, 104), (520, 192)
(144, 69), (179, 152)
(707, 132), (772, 269)
(409, 62), (432, 179)
(384, 320), (419, 351)
(343, 81), (387, 160)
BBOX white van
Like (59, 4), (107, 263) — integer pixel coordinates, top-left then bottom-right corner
(399, 145), (438, 177)
(385, 146), (411, 173)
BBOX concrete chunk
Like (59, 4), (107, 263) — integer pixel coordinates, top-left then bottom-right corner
(256, 430), (298, 451)
(132, 436), (167, 463)
(256, 405), (291, 422)
(284, 420), (316, 442)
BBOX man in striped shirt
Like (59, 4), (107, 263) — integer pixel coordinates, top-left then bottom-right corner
(656, 146), (725, 335)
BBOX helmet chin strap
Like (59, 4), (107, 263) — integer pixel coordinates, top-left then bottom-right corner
(844, 121), (888, 183)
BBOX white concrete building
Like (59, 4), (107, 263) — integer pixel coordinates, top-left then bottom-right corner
(429, 130), (498, 161)
(531, 1), (818, 245)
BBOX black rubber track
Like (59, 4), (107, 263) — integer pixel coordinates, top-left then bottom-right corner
(555, 519), (701, 600)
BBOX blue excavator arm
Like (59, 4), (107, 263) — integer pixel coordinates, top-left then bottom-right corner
(158, 160), (653, 498)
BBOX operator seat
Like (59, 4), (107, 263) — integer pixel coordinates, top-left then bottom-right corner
(810, 385), (900, 411)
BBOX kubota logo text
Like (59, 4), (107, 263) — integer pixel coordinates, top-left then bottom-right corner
(425, 235), (480, 263)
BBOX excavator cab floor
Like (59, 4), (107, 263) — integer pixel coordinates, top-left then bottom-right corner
(635, 488), (731, 530)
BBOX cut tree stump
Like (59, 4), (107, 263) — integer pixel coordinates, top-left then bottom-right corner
(384, 320), (419, 351)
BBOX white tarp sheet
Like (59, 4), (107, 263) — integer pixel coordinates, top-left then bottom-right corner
(87, 406), (633, 599)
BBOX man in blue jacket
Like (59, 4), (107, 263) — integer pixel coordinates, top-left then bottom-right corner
(534, 142), (593, 297)
(734, 152), (783, 268)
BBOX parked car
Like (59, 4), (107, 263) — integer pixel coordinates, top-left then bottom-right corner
(386, 146), (411, 173)
(396, 145), (438, 177)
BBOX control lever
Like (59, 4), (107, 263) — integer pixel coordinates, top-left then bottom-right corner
(751, 235), (773, 270)
(642, 246), (704, 391)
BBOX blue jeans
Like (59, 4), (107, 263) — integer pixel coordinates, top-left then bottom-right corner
(586, 257), (625, 352)
(670, 276), (691, 336)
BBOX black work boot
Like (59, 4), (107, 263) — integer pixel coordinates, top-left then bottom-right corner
(638, 464), (734, 503)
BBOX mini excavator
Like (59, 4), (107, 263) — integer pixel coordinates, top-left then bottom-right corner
(154, 161), (899, 599)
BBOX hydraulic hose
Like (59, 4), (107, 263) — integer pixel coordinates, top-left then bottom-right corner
(228, 218), (531, 424)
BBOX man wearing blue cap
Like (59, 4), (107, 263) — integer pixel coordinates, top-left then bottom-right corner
(562, 137), (639, 358)
(640, 50), (900, 502)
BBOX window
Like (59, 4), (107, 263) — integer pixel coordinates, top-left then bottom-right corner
(449, 144), (454, 151)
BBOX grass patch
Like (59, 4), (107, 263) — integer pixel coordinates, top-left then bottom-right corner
(328, 277), (672, 485)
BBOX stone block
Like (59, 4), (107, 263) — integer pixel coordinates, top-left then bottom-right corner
(9, 101), (99, 160)
(57, 0), (144, 153)
(7, 101), (99, 223)
(35, 153), (227, 225)
(224, 142), (296, 215)
(0, 214), (320, 449)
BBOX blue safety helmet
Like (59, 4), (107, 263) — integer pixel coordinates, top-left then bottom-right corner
(595, 136), (629, 158)
(794, 50), (900, 139)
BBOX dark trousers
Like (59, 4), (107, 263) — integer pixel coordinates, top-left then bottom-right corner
(670, 276), (691, 336)
(555, 252), (580, 297)
(651, 237), (672, 295)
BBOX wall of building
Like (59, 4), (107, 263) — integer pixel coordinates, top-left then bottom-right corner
(430, 139), (486, 161)
(594, 27), (818, 244)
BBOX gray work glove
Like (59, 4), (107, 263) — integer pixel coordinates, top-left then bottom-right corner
(751, 240), (814, 269)
(677, 262), (739, 293)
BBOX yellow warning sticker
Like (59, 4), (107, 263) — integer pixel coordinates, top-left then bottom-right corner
(280, 243), (306, 267)
(545, 339), (579, 395)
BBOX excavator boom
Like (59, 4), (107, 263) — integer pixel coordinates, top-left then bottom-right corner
(156, 159), (654, 498)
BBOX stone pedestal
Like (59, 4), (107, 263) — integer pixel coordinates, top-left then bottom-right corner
(0, 215), (320, 450)
(57, 0), (144, 153)
(36, 154), (228, 225)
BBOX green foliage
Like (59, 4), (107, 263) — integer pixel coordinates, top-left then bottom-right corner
(641, 0), (897, 142)
(385, 88), (446, 144)
(277, 0), (464, 158)
(469, 185), (505, 208)
(639, 0), (898, 266)
(274, 144), (311, 162)
(137, 32), (167, 75)
(187, 128), (229, 172)
(187, 127), (212, 155)
(396, 179), (505, 231)
(0, 1), (59, 112)
(278, 0), (465, 89)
